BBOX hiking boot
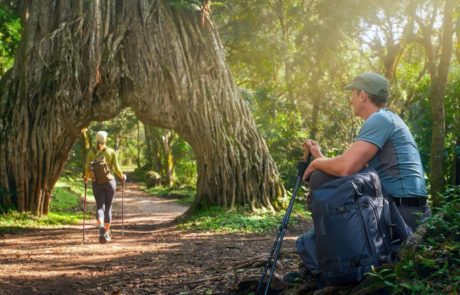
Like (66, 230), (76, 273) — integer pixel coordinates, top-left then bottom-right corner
(283, 266), (311, 286)
(98, 226), (106, 244)
(104, 231), (111, 242)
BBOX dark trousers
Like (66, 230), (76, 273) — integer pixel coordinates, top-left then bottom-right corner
(92, 178), (116, 224)
(394, 203), (431, 231)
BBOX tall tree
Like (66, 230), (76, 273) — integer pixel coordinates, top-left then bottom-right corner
(144, 125), (177, 187)
(407, 0), (456, 201)
(214, 0), (365, 164)
(144, 124), (163, 173)
(0, 0), (283, 214)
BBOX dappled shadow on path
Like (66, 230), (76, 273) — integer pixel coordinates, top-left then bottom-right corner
(0, 225), (306, 295)
(0, 182), (311, 294)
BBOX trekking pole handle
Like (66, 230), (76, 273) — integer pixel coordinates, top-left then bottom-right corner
(302, 143), (311, 162)
(298, 143), (313, 177)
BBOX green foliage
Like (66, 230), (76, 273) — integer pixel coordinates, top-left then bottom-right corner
(406, 65), (460, 185)
(0, 176), (87, 233)
(53, 175), (93, 203)
(144, 185), (196, 206)
(368, 186), (460, 294)
(0, 5), (21, 76)
(214, 1), (367, 189)
(168, 0), (201, 10)
(0, 211), (82, 234)
(178, 203), (310, 233)
(89, 108), (140, 165)
(167, 0), (225, 13)
(242, 88), (307, 187)
(143, 125), (197, 187)
(64, 108), (147, 176)
(64, 108), (198, 189)
(214, 0), (460, 195)
(172, 137), (197, 186)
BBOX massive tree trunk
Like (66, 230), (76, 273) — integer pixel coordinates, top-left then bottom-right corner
(0, 0), (284, 214)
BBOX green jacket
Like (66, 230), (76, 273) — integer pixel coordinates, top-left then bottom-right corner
(85, 146), (123, 180)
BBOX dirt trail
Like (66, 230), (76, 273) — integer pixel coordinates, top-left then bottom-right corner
(0, 181), (309, 295)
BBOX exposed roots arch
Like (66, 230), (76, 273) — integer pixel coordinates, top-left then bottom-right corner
(0, 0), (284, 215)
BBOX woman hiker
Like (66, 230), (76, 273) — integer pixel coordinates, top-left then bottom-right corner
(84, 131), (126, 244)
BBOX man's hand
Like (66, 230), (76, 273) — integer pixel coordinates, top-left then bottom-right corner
(303, 159), (317, 182)
(122, 174), (127, 183)
(304, 139), (324, 159)
(83, 176), (88, 183)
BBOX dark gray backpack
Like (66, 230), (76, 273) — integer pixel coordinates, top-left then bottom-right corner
(310, 170), (401, 287)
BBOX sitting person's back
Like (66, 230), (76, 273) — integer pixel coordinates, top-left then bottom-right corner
(355, 108), (429, 229)
(284, 72), (430, 289)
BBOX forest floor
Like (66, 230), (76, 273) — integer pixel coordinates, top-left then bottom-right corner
(0, 179), (312, 295)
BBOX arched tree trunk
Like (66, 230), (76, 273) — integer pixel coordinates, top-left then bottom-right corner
(0, 0), (284, 214)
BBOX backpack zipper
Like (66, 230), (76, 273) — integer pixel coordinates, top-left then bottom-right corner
(352, 181), (376, 257)
(368, 200), (390, 255)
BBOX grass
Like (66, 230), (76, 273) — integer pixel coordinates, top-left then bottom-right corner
(1, 171), (311, 235)
(0, 175), (89, 233)
(177, 203), (311, 233)
(144, 183), (311, 233)
(144, 185), (196, 206)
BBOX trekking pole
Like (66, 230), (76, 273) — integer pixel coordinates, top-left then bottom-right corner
(256, 150), (311, 295)
(122, 178), (125, 237)
(83, 179), (87, 244)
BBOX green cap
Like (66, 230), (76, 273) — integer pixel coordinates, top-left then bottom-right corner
(345, 72), (389, 100)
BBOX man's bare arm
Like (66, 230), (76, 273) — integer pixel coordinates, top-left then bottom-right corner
(303, 141), (379, 180)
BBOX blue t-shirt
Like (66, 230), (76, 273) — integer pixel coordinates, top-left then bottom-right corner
(355, 109), (427, 198)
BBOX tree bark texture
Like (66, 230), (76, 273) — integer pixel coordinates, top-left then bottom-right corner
(0, 0), (284, 214)
(426, 0), (455, 202)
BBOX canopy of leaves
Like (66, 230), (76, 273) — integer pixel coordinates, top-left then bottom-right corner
(213, 0), (460, 188)
(0, 5), (21, 76)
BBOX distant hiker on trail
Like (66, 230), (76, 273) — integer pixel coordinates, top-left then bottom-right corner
(284, 72), (431, 287)
(84, 131), (126, 244)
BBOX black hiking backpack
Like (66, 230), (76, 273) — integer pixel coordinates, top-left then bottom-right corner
(310, 169), (405, 287)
